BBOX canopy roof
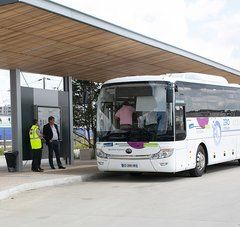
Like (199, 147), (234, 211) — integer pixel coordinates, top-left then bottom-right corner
(0, 0), (240, 82)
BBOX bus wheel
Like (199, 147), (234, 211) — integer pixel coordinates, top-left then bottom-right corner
(129, 172), (143, 177)
(189, 146), (206, 177)
(238, 159), (240, 165)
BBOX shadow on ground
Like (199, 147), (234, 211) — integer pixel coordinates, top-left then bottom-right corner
(94, 160), (240, 183)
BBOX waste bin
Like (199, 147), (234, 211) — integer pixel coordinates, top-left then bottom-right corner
(4, 151), (18, 172)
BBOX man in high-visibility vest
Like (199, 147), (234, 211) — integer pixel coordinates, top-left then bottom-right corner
(29, 119), (43, 172)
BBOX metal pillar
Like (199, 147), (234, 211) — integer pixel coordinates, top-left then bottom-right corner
(3, 128), (6, 151)
(10, 69), (23, 171)
(63, 77), (74, 164)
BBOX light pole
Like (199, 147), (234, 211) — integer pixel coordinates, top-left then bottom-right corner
(38, 77), (51, 89)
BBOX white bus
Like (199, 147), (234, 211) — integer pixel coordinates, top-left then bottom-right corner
(96, 73), (240, 177)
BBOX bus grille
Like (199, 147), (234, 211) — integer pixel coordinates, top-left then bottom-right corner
(109, 154), (151, 160)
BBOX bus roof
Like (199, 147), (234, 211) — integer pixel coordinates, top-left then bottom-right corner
(104, 73), (240, 88)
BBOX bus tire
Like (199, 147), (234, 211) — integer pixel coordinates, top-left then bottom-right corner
(129, 172), (143, 177)
(238, 159), (240, 165)
(189, 146), (206, 177)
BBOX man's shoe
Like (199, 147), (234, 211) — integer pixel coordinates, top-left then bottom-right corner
(32, 169), (41, 172)
(38, 168), (44, 172)
(51, 166), (56, 169)
(59, 166), (66, 169)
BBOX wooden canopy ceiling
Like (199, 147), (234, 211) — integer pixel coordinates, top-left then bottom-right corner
(0, 0), (240, 83)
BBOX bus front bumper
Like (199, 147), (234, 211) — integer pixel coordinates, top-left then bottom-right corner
(97, 157), (176, 173)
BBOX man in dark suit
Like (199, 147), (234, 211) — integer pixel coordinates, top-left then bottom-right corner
(43, 116), (65, 169)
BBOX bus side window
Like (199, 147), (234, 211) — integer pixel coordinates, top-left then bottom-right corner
(175, 105), (186, 141)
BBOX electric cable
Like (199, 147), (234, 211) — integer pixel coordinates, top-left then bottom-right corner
(20, 72), (30, 87)
(57, 78), (63, 90)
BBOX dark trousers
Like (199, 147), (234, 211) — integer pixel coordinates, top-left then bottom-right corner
(48, 140), (62, 168)
(32, 149), (42, 171)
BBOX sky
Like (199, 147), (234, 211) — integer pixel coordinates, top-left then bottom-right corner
(0, 0), (240, 105)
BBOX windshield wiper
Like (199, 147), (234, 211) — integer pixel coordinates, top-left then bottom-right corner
(102, 130), (129, 141)
(128, 128), (152, 141)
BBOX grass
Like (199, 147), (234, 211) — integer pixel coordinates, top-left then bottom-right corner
(0, 147), (4, 156)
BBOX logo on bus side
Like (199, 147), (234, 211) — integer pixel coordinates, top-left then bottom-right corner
(223, 118), (230, 130)
(189, 123), (195, 129)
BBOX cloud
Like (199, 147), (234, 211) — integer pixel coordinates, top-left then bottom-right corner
(53, 0), (188, 44)
(1, 0), (240, 103)
(0, 70), (10, 106)
(53, 0), (240, 70)
(0, 71), (63, 105)
(186, 0), (227, 21)
(184, 1), (240, 69)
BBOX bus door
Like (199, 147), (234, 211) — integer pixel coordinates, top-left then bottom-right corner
(175, 104), (188, 171)
(237, 135), (240, 159)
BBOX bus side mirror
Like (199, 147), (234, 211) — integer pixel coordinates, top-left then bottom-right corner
(167, 88), (173, 103)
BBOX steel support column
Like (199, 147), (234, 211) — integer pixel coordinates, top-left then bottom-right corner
(10, 69), (23, 171)
(63, 77), (74, 164)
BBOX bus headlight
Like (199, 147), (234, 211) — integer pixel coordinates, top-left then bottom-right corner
(96, 149), (110, 159)
(151, 148), (174, 159)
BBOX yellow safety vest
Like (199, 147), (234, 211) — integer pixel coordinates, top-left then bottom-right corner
(29, 125), (42, 149)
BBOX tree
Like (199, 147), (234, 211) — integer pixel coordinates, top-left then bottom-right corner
(72, 80), (101, 148)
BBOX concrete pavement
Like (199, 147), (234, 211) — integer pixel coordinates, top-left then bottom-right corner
(1, 161), (240, 227)
(0, 158), (102, 200)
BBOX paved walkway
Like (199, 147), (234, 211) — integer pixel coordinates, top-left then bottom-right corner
(0, 157), (100, 200)
(1, 161), (240, 226)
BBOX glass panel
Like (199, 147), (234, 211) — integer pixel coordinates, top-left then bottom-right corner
(97, 82), (174, 142)
(176, 82), (240, 117)
(175, 105), (186, 141)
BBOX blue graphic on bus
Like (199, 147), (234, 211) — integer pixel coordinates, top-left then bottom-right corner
(213, 121), (221, 145)
(189, 123), (194, 129)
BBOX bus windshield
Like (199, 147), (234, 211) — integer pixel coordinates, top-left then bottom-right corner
(97, 82), (174, 142)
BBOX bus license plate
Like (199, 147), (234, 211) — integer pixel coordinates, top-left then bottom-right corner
(121, 163), (139, 168)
